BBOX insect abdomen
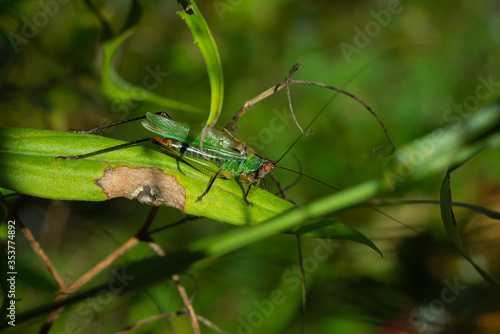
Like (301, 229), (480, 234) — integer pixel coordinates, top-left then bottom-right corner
(155, 137), (260, 176)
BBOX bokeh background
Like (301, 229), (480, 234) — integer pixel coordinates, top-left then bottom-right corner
(1, 0), (500, 333)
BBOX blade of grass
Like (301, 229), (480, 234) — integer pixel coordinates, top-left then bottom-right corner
(440, 171), (500, 288)
(177, 0), (224, 149)
(101, 29), (204, 114)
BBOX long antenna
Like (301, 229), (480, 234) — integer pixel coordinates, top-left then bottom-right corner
(275, 165), (419, 233)
(276, 166), (340, 191)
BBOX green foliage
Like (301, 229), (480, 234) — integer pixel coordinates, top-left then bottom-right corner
(2, 0), (500, 333)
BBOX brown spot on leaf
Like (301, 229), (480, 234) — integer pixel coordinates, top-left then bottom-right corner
(96, 166), (186, 210)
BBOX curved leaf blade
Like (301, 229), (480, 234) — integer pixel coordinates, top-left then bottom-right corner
(177, 1), (224, 139)
(440, 171), (500, 289)
(101, 29), (204, 114)
(289, 219), (382, 256)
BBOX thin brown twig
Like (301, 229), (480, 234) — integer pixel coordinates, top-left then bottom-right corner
(0, 194), (66, 290)
(41, 206), (161, 333)
(116, 311), (183, 333)
(285, 61), (310, 136)
(268, 171), (289, 201)
(71, 237), (142, 291)
(172, 274), (201, 334)
(40, 238), (143, 333)
(145, 238), (201, 334)
(195, 314), (228, 334)
(116, 311), (228, 334)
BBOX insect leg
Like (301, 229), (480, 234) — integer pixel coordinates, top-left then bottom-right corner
(224, 64), (394, 155)
(70, 111), (170, 134)
(196, 169), (224, 202)
(56, 138), (159, 160)
(268, 171), (291, 201)
(224, 63), (304, 131)
(261, 177), (268, 191)
(242, 184), (254, 207)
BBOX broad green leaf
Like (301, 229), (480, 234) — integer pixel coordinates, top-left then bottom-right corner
(177, 1), (224, 143)
(101, 29), (204, 114)
(0, 127), (291, 226)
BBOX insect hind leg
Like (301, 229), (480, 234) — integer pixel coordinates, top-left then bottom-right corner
(55, 138), (154, 160)
(196, 169), (224, 202)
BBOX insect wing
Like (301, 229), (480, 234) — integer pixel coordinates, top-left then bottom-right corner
(144, 112), (245, 154)
(143, 113), (190, 141)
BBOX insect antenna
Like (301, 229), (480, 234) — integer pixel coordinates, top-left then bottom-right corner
(274, 131), (303, 164)
(275, 165), (419, 232)
(275, 166), (340, 192)
(70, 111), (170, 134)
(278, 154), (303, 194)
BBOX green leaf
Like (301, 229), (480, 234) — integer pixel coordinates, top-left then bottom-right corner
(177, 1), (224, 141)
(289, 219), (382, 256)
(101, 29), (204, 114)
(440, 171), (500, 289)
(0, 127), (292, 226)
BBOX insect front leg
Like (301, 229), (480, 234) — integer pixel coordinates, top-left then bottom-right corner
(240, 175), (261, 206)
(242, 186), (252, 206)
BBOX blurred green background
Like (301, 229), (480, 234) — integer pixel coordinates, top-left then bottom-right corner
(1, 0), (500, 333)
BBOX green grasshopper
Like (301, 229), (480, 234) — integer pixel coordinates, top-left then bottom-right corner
(57, 65), (395, 205)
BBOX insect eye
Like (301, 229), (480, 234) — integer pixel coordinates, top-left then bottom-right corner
(265, 163), (272, 171)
